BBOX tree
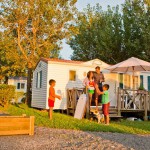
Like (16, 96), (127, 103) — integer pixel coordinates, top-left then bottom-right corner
(0, 0), (77, 106)
(122, 0), (150, 61)
(69, 0), (150, 64)
(69, 4), (123, 63)
(144, 0), (150, 6)
(0, 32), (26, 84)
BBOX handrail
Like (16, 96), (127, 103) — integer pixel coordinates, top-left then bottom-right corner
(117, 87), (149, 120)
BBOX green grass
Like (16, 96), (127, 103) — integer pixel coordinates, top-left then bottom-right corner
(1, 104), (150, 134)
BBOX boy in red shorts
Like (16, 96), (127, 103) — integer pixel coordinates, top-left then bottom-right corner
(48, 79), (61, 120)
(96, 84), (110, 125)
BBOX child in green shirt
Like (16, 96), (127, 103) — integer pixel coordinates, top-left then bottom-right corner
(96, 84), (110, 125)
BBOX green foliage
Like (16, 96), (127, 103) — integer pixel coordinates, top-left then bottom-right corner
(122, 0), (150, 61)
(15, 92), (25, 103)
(2, 104), (150, 134)
(0, 0), (77, 69)
(138, 85), (145, 90)
(0, 36), (26, 83)
(144, 0), (150, 6)
(69, 0), (150, 64)
(0, 0), (77, 104)
(0, 84), (16, 107)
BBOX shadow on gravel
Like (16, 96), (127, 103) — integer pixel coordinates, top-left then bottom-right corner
(88, 130), (150, 150)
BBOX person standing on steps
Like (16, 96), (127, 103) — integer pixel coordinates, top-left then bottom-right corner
(83, 71), (95, 106)
(96, 84), (110, 125)
(93, 66), (105, 111)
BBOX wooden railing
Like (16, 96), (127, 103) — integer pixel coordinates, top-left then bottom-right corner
(117, 87), (150, 120)
(67, 88), (85, 115)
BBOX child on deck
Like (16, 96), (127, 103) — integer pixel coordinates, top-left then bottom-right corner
(83, 71), (95, 106)
(96, 84), (110, 125)
(48, 79), (61, 120)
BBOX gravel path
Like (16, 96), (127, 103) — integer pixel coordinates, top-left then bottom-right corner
(0, 127), (150, 150)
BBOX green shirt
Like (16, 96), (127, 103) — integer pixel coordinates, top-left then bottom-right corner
(102, 90), (109, 104)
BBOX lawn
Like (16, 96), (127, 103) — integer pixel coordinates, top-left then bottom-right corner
(1, 104), (150, 135)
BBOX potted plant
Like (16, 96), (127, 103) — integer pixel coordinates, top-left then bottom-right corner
(137, 86), (147, 94)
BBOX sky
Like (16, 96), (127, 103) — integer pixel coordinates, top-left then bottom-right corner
(60, 0), (125, 60)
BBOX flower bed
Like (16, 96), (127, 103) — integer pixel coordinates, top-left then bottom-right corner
(0, 114), (34, 136)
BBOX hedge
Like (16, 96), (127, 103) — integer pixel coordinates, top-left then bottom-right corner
(0, 84), (16, 107)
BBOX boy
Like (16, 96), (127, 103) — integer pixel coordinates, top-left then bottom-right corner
(48, 79), (61, 120)
(96, 84), (110, 125)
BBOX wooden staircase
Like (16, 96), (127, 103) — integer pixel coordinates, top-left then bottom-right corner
(90, 106), (122, 118)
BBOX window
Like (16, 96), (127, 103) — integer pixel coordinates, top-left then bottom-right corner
(36, 71), (42, 88)
(133, 76), (138, 89)
(21, 83), (25, 89)
(124, 74), (131, 89)
(17, 83), (20, 89)
(69, 70), (76, 81)
(17, 83), (25, 89)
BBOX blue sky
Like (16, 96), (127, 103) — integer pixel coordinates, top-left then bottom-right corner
(60, 0), (125, 59)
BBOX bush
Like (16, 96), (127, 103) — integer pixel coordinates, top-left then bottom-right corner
(0, 84), (16, 107)
(15, 92), (25, 103)
(21, 93), (26, 103)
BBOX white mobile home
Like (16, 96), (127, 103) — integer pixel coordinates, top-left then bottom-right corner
(8, 77), (27, 103)
(31, 58), (150, 110)
(31, 58), (117, 109)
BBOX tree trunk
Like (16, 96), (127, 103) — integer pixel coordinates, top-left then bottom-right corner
(26, 67), (32, 107)
(4, 76), (8, 84)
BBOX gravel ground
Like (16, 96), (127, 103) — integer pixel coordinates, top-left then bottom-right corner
(0, 127), (150, 150)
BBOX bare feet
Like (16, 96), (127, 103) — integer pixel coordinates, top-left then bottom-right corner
(105, 123), (109, 126)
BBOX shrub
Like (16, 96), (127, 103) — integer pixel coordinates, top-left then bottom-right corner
(0, 84), (16, 107)
(21, 93), (26, 103)
(15, 92), (25, 103)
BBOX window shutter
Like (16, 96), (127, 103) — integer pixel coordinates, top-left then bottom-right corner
(140, 75), (143, 87)
(148, 76), (150, 91)
(119, 73), (123, 89)
(40, 71), (42, 88)
(17, 83), (20, 89)
(36, 72), (38, 88)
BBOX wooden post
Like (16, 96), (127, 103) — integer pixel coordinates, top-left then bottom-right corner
(117, 87), (121, 116)
(86, 94), (90, 119)
(139, 94), (141, 110)
(148, 92), (150, 111)
(144, 92), (148, 121)
(73, 89), (76, 115)
(67, 89), (69, 115)
(122, 89), (125, 109)
(29, 116), (34, 135)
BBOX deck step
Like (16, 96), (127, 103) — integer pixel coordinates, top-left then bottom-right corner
(110, 115), (122, 118)
(90, 109), (118, 114)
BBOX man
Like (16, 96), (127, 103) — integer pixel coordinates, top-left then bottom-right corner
(93, 66), (105, 111)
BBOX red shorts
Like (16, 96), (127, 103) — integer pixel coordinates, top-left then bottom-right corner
(102, 102), (110, 116)
(48, 99), (54, 107)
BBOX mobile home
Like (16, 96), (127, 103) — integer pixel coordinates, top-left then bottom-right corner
(31, 58), (150, 110)
(8, 77), (27, 103)
(31, 58), (117, 109)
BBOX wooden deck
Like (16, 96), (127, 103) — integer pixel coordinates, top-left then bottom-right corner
(67, 88), (150, 120)
(117, 88), (150, 120)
